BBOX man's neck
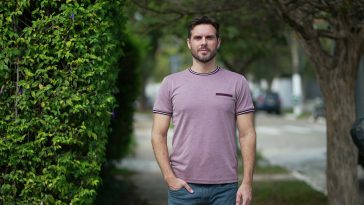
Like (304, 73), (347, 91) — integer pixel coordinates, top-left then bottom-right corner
(190, 59), (217, 73)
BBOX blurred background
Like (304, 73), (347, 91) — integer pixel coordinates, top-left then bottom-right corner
(115, 1), (364, 205)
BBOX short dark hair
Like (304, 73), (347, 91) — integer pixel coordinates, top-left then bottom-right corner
(188, 16), (220, 39)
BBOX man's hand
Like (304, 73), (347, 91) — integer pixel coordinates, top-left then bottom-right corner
(166, 176), (194, 193)
(236, 183), (252, 205)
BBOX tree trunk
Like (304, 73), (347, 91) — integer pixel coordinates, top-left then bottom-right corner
(266, 1), (364, 204)
(293, 28), (362, 204)
(318, 60), (359, 205)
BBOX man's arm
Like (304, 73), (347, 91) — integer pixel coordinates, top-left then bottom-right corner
(151, 113), (193, 193)
(235, 112), (256, 205)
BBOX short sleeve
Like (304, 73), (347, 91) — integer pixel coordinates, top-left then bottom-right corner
(235, 77), (255, 116)
(153, 77), (173, 116)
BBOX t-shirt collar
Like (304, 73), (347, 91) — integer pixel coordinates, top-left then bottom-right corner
(188, 66), (221, 76)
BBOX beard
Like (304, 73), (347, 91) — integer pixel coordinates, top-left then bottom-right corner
(191, 48), (217, 63)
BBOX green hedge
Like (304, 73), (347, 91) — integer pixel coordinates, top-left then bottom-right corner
(106, 33), (141, 161)
(94, 32), (142, 204)
(0, 1), (125, 204)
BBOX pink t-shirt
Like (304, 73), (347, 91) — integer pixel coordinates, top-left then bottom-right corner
(153, 67), (254, 184)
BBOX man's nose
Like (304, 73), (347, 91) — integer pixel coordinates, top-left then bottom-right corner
(201, 38), (207, 45)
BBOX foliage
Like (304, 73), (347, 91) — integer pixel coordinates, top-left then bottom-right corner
(127, 0), (289, 79)
(95, 4), (143, 203)
(264, 1), (364, 78)
(105, 33), (142, 161)
(0, 0), (126, 204)
(95, 34), (142, 203)
(250, 44), (292, 84)
(125, 12), (160, 109)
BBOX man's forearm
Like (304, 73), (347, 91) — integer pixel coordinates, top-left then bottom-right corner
(151, 133), (176, 181)
(239, 130), (256, 185)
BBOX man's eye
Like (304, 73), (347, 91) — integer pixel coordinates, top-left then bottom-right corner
(194, 37), (202, 40)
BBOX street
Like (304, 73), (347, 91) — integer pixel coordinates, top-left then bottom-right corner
(255, 112), (327, 193)
(117, 112), (364, 204)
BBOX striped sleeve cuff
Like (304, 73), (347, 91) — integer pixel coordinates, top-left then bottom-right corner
(235, 108), (255, 116)
(153, 109), (173, 116)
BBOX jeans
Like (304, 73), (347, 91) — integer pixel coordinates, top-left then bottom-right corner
(168, 182), (238, 205)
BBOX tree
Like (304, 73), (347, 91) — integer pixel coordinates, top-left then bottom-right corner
(266, 1), (364, 204)
(129, 0), (287, 75)
(214, 3), (287, 76)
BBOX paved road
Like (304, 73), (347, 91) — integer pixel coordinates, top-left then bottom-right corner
(255, 113), (327, 193)
(255, 113), (364, 196)
(117, 112), (364, 204)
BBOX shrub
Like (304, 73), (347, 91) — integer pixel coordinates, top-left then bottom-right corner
(106, 33), (142, 161)
(0, 1), (125, 204)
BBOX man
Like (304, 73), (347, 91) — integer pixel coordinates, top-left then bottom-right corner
(151, 16), (256, 205)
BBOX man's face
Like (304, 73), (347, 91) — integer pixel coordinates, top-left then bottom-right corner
(187, 24), (221, 63)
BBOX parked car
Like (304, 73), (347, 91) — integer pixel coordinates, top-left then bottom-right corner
(255, 91), (281, 114)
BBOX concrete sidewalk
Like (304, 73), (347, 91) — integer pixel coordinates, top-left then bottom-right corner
(117, 113), (167, 205)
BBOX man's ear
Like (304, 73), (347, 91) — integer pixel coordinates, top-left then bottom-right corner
(187, 38), (191, 49)
(217, 38), (221, 49)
